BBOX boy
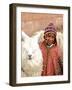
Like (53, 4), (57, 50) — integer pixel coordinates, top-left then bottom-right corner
(39, 23), (63, 76)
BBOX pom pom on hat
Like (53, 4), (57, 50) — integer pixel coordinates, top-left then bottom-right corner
(44, 23), (57, 35)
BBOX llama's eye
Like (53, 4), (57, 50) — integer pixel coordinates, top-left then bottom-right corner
(32, 50), (36, 53)
(33, 49), (37, 53)
(22, 47), (27, 53)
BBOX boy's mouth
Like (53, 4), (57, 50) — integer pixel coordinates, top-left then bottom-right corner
(45, 40), (53, 46)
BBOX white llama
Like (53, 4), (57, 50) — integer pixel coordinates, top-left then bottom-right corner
(21, 31), (43, 77)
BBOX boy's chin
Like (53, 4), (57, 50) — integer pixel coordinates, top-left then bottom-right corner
(46, 43), (52, 46)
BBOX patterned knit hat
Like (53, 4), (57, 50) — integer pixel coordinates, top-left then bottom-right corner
(44, 23), (57, 35)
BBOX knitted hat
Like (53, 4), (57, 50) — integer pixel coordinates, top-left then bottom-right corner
(44, 23), (57, 35)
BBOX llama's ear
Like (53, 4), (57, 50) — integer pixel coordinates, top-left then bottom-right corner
(32, 30), (44, 43)
(56, 32), (63, 50)
(21, 31), (29, 41)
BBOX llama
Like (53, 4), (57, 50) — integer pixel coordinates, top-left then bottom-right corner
(21, 31), (43, 77)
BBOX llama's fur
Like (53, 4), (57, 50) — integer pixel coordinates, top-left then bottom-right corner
(21, 31), (43, 77)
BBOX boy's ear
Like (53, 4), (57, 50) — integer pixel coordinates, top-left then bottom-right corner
(32, 30), (44, 43)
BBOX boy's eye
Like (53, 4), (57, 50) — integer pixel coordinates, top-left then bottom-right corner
(45, 34), (50, 37)
(48, 35), (51, 37)
(50, 35), (54, 38)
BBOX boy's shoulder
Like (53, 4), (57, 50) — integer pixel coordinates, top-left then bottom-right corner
(50, 45), (60, 53)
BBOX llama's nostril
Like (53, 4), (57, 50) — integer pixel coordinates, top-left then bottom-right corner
(28, 55), (32, 60)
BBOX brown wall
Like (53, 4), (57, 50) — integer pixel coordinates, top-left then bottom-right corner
(21, 13), (63, 36)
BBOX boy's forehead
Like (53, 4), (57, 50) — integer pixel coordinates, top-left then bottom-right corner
(44, 32), (55, 35)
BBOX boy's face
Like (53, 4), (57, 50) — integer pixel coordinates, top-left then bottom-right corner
(44, 32), (56, 46)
